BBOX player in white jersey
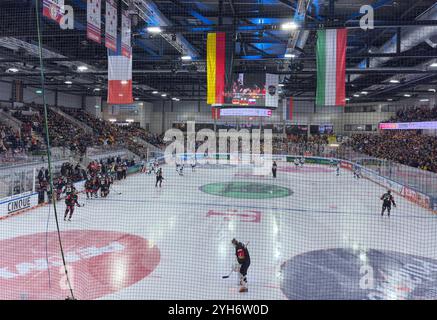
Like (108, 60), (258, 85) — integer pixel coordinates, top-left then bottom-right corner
(353, 165), (361, 179)
(294, 158), (300, 167)
(299, 157), (305, 166)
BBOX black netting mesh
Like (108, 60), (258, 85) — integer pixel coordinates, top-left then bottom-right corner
(0, 0), (437, 300)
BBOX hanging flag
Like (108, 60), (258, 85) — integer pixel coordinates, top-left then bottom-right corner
(283, 97), (293, 120)
(121, 11), (132, 58)
(265, 74), (279, 108)
(105, 0), (117, 52)
(316, 28), (347, 106)
(108, 39), (133, 105)
(207, 33), (226, 105)
(87, 0), (101, 44)
(43, 0), (64, 24)
(212, 107), (221, 120)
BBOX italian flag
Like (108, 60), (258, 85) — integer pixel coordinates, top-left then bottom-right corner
(207, 33), (226, 105)
(316, 29), (347, 106)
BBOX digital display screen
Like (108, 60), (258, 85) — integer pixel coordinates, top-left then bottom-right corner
(224, 73), (279, 108)
(379, 121), (437, 130)
(219, 108), (272, 117)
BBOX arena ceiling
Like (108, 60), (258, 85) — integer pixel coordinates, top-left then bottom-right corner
(1, 0), (437, 104)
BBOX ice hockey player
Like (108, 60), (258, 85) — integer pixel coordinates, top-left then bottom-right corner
(92, 176), (100, 198)
(190, 159), (196, 172)
(272, 161), (277, 178)
(85, 176), (93, 199)
(64, 190), (81, 221)
(178, 164), (184, 176)
(299, 157), (305, 167)
(336, 163), (340, 176)
(381, 190), (396, 217)
(353, 165), (361, 179)
(100, 175), (110, 198)
(231, 238), (250, 293)
(63, 179), (75, 196)
(155, 168), (164, 188)
(330, 158), (336, 167)
(294, 158), (300, 167)
(55, 176), (65, 201)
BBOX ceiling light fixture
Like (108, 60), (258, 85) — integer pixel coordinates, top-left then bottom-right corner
(281, 22), (298, 30)
(147, 26), (162, 34)
(77, 65), (88, 72)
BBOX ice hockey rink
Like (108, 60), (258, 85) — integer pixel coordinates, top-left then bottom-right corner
(1, 161), (437, 300)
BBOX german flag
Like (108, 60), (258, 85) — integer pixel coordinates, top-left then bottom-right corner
(207, 33), (226, 105)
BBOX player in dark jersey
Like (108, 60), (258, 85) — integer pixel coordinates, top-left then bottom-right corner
(381, 190), (396, 216)
(155, 168), (164, 188)
(63, 180), (75, 197)
(272, 161), (277, 178)
(92, 176), (100, 198)
(55, 176), (65, 200)
(85, 177), (93, 199)
(64, 190), (81, 221)
(100, 176), (110, 198)
(231, 238), (250, 293)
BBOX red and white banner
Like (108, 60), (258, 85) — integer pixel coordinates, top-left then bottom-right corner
(87, 0), (101, 44)
(340, 161), (353, 171)
(121, 11), (132, 58)
(401, 187), (431, 210)
(212, 107), (220, 120)
(43, 0), (64, 24)
(108, 40), (133, 105)
(105, 0), (117, 51)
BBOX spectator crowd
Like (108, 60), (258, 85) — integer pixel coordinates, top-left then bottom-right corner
(345, 106), (437, 173)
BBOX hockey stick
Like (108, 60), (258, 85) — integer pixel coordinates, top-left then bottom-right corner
(222, 269), (234, 279)
(222, 241), (250, 279)
(110, 185), (122, 195)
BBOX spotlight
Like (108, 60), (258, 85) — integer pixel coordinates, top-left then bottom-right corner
(281, 22), (298, 30)
(147, 26), (162, 34)
(77, 65), (88, 72)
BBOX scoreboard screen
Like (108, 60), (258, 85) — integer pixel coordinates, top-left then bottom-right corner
(219, 108), (272, 117)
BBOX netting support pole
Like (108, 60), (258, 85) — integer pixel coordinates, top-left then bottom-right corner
(35, 0), (75, 300)
(32, 167), (36, 193)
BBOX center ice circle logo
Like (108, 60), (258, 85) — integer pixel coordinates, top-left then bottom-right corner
(281, 248), (437, 300)
(200, 182), (292, 199)
(0, 230), (160, 300)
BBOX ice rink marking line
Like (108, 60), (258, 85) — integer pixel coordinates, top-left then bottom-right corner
(90, 198), (436, 219)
